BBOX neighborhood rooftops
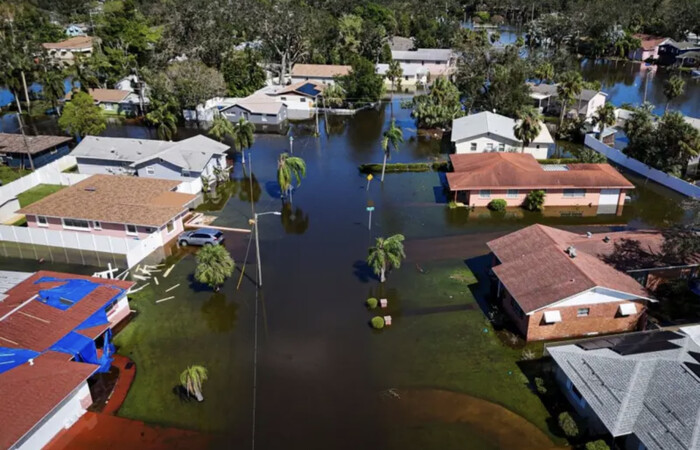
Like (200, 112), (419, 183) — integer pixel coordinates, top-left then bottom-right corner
(632, 34), (670, 50)
(487, 224), (652, 313)
(446, 153), (634, 191)
(41, 35), (94, 50)
(0, 133), (72, 155)
(527, 82), (605, 103)
(66, 88), (131, 103)
(391, 48), (453, 62)
(272, 80), (326, 97)
(291, 64), (351, 78)
(451, 111), (554, 145)
(71, 134), (228, 172)
(222, 95), (286, 115)
(376, 63), (429, 77)
(548, 326), (700, 449)
(18, 174), (196, 227)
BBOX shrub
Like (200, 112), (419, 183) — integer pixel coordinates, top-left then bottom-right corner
(535, 377), (547, 395)
(558, 412), (579, 438)
(523, 190), (546, 212)
(366, 297), (378, 309)
(474, 11), (490, 22)
(488, 199), (507, 212)
(371, 316), (385, 329)
(585, 440), (610, 450)
(358, 163), (432, 174)
(448, 200), (458, 209)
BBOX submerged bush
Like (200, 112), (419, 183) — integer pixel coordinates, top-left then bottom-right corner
(488, 199), (507, 212)
(366, 297), (378, 309)
(448, 200), (458, 209)
(585, 440), (610, 450)
(558, 412), (579, 438)
(535, 377), (547, 395)
(523, 190), (546, 212)
(371, 316), (385, 329)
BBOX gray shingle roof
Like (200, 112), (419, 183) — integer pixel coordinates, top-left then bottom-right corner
(549, 327), (700, 450)
(72, 135), (228, 172)
(391, 48), (453, 62)
(528, 82), (604, 102)
(450, 111), (554, 145)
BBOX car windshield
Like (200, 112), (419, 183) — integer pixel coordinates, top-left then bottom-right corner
(213, 231), (223, 238)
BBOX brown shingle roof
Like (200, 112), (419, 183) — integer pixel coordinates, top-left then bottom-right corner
(0, 352), (98, 449)
(18, 174), (195, 227)
(0, 133), (72, 155)
(66, 88), (131, 103)
(487, 224), (652, 313)
(446, 153), (634, 191)
(291, 64), (351, 78)
(42, 35), (94, 50)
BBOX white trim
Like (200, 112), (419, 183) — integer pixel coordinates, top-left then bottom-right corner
(544, 310), (562, 323)
(526, 286), (655, 315)
(619, 303), (637, 316)
(125, 224), (138, 236)
(61, 218), (91, 231)
(93, 221), (102, 230)
(36, 215), (48, 227)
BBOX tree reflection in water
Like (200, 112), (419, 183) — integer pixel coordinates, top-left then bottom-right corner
(281, 202), (309, 234)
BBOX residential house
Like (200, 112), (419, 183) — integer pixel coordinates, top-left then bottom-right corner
(447, 153), (633, 212)
(290, 64), (351, 85)
(391, 49), (455, 79)
(451, 111), (555, 159)
(0, 270), (134, 450)
(182, 97), (241, 122)
(65, 24), (87, 37)
(388, 36), (414, 51)
(0, 133), (72, 169)
(220, 95), (288, 131)
(528, 83), (608, 121)
(376, 63), (430, 87)
(628, 34), (670, 61)
(657, 40), (700, 65)
(41, 36), (94, 65)
(18, 174), (196, 243)
(487, 224), (656, 341)
(548, 326), (700, 450)
(71, 134), (229, 184)
(65, 88), (148, 116)
(677, 50), (700, 68)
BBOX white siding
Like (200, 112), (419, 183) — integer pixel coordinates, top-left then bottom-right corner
(454, 135), (553, 159)
(532, 287), (645, 312)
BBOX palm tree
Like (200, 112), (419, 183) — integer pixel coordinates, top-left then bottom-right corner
(231, 118), (255, 164)
(39, 66), (66, 116)
(367, 234), (406, 282)
(69, 54), (99, 92)
(663, 75), (685, 113)
(194, 244), (235, 291)
(209, 115), (236, 142)
(592, 102), (616, 140)
(146, 104), (178, 140)
(322, 83), (345, 108)
(277, 152), (306, 202)
(534, 63), (554, 84)
(179, 365), (208, 402)
(385, 59), (403, 117)
(513, 107), (543, 153)
(556, 71), (583, 131)
(381, 119), (404, 182)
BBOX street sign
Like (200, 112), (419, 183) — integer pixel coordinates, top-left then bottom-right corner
(366, 206), (375, 212)
(367, 174), (373, 181)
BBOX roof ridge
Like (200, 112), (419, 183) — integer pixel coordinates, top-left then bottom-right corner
(612, 359), (655, 434)
(534, 225), (602, 288)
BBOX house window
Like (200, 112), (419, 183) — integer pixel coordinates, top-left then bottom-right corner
(182, 169), (190, 177)
(300, 98), (307, 103)
(563, 189), (586, 198)
(36, 216), (48, 227)
(93, 221), (102, 230)
(125, 224), (138, 236)
(470, 143), (477, 152)
(405, 75), (410, 80)
(62, 218), (90, 230)
(146, 166), (155, 175)
(280, 97), (287, 101)
(577, 308), (590, 317)
(506, 189), (518, 198)
(167, 220), (175, 233)
(479, 190), (491, 198)
(486, 143), (494, 151)
(498, 143), (505, 152)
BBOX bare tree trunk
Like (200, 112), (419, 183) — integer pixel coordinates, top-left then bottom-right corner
(380, 266), (386, 283)
(13, 90), (23, 114)
(21, 71), (30, 110)
(279, 52), (287, 85)
(381, 152), (388, 182)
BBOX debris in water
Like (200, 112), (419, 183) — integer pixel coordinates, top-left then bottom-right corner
(165, 284), (180, 293)
(155, 296), (175, 304)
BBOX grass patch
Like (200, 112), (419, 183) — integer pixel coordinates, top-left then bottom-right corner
(0, 166), (31, 185)
(359, 161), (449, 174)
(17, 184), (65, 207)
(12, 217), (27, 226)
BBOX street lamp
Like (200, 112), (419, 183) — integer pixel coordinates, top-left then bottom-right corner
(289, 135), (294, 155)
(254, 211), (281, 287)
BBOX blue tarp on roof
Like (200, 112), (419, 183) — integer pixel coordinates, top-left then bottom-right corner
(50, 331), (98, 363)
(0, 347), (40, 374)
(34, 277), (99, 310)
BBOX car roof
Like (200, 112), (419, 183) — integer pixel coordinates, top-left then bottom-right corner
(195, 228), (221, 235)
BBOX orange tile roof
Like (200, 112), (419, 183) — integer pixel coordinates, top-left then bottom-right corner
(487, 225), (653, 313)
(18, 174), (195, 227)
(446, 153), (634, 191)
(291, 64), (351, 78)
(66, 88), (131, 103)
(42, 35), (94, 50)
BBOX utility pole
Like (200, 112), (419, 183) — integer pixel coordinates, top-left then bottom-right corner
(253, 211), (281, 287)
(17, 114), (35, 171)
(289, 135), (294, 155)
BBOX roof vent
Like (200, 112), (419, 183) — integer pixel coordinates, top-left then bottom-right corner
(586, 232), (592, 238)
(566, 246), (577, 258)
(603, 236), (611, 243)
(28, 358), (34, 366)
(84, 187), (96, 192)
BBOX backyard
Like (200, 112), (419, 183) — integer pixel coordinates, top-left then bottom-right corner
(0, 165), (31, 185)
(17, 183), (64, 207)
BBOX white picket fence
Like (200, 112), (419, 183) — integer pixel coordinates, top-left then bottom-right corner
(585, 134), (700, 198)
(0, 155), (91, 221)
(0, 225), (164, 268)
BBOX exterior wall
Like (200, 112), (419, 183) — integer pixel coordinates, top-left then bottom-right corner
(25, 215), (183, 241)
(135, 159), (195, 181)
(2, 144), (72, 169)
(222, 105), (287, 126)
(45, 47), (92, 63)
(462, 188), (625, 208)
(76, 157), (134, 176)
(383, 73), (423, 87)
(524, 300), (645, 341)
(499, 287), (530, 337)
(454, 135), (553, 159)
(291, 76), (336, 85)
(14, 382), (92, 450)
(158, 211), (186, 244)
(584, 93), (607, 119)
(107, 294), (131, 325)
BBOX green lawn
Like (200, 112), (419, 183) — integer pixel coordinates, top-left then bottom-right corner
(0, 166), (32, 185)
(371, 260), (560, 442)
(17, 184), (65, 207)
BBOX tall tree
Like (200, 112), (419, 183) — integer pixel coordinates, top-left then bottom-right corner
(367, 234), (406, 282)
(58, 92), (107, 137)
(556, 71), (583, 131)
(231, 118), (255, 162)
(411, 77), (463, 129)
(534, 62), (554, 84)
(385, 59), (402, 117)
(194, 244), (235, 291)
(380, 118), (404, 182)
(165, 60), (226, 122)
(146, 103), (178, 140)
(514, 107), (543, 153)
(208, 116), (236, 143)
(277, 152), (306, 201)
(592, 102), (616, 139)
(180, 365), (208, 402)
(336, 57), (384, 105)
(38, 62), (67, 116)
(663, 75), (685, 113)
(221, 48), (267, 97)
(257, 0), (310, 85)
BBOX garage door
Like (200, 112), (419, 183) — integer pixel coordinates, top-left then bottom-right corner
(598, 189), (620, 205)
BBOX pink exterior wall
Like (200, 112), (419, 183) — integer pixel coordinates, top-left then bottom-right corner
(460, 189), (627, 208)
(159, 211), (186, 243)
(107, 295), (130, 327)
(25, 214), (186, 240)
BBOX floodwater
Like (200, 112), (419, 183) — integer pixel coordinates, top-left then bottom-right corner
(0, 98), (691, 449)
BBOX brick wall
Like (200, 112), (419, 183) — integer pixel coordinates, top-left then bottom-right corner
(525, 301), (646, 341)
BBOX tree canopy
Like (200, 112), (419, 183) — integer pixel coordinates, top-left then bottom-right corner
(58, 92), (107, 137)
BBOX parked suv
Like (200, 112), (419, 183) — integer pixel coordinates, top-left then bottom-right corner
(178, 229), (225, 247)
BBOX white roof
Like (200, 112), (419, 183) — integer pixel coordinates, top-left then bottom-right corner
(686, 117), (700, 131)
(391, 48), (453, 62)
(619, 303), (637, 316)
(451, 111), (554, 145)
(544, 310), (562, 323)
(224, 95), (285, 115)
(376, 63), (429, 77)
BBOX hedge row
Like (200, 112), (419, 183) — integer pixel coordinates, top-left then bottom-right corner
(359, 161), (449, 174)
(537, 158), (579, 164)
